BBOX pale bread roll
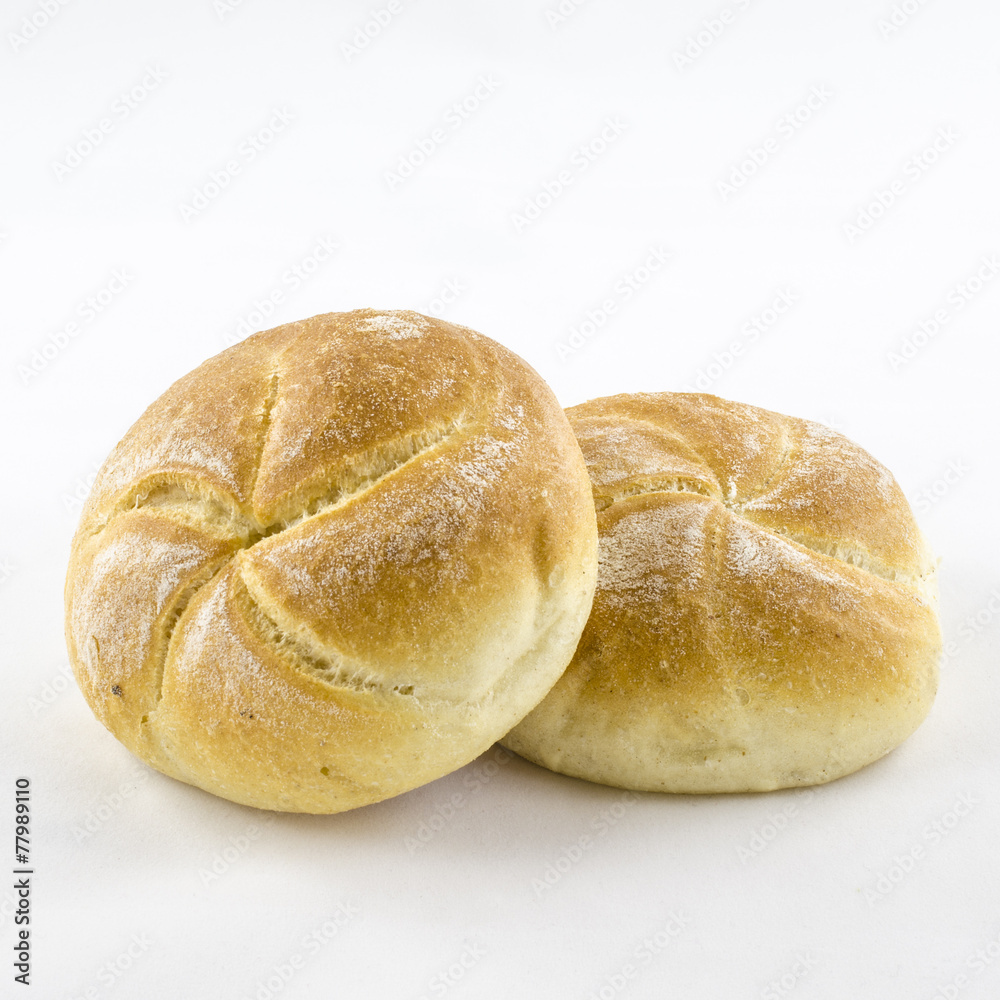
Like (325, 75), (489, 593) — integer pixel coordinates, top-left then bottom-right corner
(502, 392), (941, 792)
(65, 309), (598, 813)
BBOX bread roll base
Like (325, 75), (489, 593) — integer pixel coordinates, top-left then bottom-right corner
(503, 393), (941, 793)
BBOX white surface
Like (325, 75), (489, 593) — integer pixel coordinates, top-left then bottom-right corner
(2, 1), (999, 997)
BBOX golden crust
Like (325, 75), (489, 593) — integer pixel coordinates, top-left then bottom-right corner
(65, 309), (598, 812)
(502, 392), (942, 792)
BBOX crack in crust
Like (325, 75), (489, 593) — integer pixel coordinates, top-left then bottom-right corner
(250, 371), (281, 498)
(96, 419), (464, 545)
(592, 420), (930, 595)
(594, 477), (714, 512)
(128, 417), (466, 707)
(743, 424), (795, 503)
(599, 484), (928, 593)
(231, 569), (432, 702)
(151, 553), (236, 713)
(260, 418), (464, 534)
(741, 523), (933, 595)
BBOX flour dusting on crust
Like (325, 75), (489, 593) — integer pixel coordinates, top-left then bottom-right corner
(724, 516), (852, 598)
(355, 310), (433, 341)
(71, 530), (217, 684)
(598, 500), (712, 608)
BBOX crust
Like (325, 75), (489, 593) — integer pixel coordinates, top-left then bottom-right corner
(502, 392), (942, 792)
(66, 309), (598, 812)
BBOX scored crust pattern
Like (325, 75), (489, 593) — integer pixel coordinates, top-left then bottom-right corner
(65, 310), (600, 811)
(71, 415), (484, 723)
(157, 421), (465, 704)
(503, 392), (941, 793)
(69, 313), (541, 709)
(575, 399), (936, 597)
(90, 417), (463, 701)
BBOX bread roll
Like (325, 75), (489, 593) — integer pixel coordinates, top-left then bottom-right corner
(65, 309), (598, 813)
(502, 392), (941, 792)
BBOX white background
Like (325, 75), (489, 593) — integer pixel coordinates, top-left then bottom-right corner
(2, 1), (999, 997)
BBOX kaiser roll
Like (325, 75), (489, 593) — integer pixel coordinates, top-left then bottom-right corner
(502, 392), (941, 793)
(65, 309), (598, 813)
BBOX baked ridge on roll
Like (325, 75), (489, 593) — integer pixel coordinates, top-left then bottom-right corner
(502, 392), (942, 793)
(65, 309), (598, 813)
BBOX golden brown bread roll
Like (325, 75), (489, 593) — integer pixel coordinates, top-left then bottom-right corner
(65, 309), (598, 813)
(502, 392), (941, 792)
